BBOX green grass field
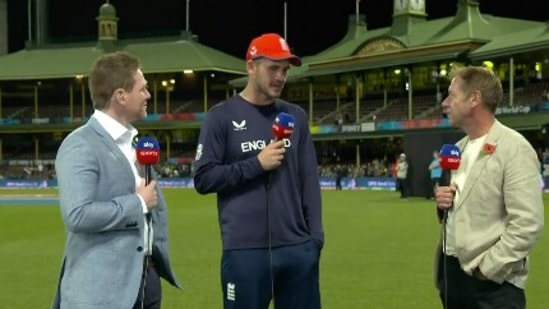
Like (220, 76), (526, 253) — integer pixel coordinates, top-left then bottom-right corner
(0, 189), (547, 308)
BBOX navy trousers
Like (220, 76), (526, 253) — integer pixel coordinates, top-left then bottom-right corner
(221, 240), (321, 309)
(438, 255), (525, 309)
(133, 259), (162, 309)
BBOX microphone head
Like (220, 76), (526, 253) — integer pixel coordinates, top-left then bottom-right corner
(439, 144), (461, 170)
(136, 137), (161, 165)
(272, 112), (295, 140)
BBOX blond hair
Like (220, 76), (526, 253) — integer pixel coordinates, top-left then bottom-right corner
(88, 52), (141, 110)
(449, 66), (503, 113)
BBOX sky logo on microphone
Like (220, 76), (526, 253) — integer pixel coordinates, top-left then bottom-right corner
(136, 137), (161, 165)
(275, 114), (295, 128)
(143, 141), (155, 148)
(137, 150), (159, 157)
(273, 112), (296, 140)
(439, 144), (461, 170)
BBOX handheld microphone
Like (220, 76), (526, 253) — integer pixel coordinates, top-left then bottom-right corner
(272, 112), (295, 141)
(267, 112), (295, 187)
(135, 137), (159, 308)
(437, 144), (461, 221)
(135, 137), (161, 185)
(267, 112), (295, 307)
(439, 144), (461, 173)
(136, 137), (160, 222)
(437, 143), (461, 309)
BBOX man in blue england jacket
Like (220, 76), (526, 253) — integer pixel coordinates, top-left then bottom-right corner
(193, 33), (324, 309)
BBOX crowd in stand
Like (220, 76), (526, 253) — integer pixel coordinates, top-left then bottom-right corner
(3, 144), (547, 182)
(155, 162), (193, 178)
(0, 163), (55, 180)
(318, 159), (391, 178)
(2, 159), (396, 181)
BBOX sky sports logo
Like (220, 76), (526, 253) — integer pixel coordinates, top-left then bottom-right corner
(137, 150), (159, 157)
(240, 139), (291, 153)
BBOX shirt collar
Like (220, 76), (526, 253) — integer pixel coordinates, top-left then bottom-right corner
(92, 110), (138, 144)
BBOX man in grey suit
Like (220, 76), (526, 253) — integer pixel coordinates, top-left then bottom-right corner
(435, 66), (544, 309)
(53, 51), (181, 309)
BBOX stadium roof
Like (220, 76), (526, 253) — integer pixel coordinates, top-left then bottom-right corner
(229, 1), (546, 85)
(0, 1), (246, 81)
(469, 24), (549, 59)
(0, 35), (246, 81)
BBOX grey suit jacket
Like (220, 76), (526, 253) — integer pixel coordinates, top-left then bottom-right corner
(52, 117), (181, 309)
(435, 120), (544, 289)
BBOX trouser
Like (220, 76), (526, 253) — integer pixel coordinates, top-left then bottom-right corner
(133, 256), (162, 309)
(397, 178), (408, 198)
(221, 240), (321, 309)
(438, 255), (525, 309)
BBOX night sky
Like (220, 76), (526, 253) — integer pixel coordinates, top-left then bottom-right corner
(6, 0), (549, 58)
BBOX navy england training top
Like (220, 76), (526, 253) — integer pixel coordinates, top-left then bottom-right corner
(193, 96), (324, 250)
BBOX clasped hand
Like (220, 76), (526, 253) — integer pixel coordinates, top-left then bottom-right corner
(136, 179), (158, 211)
(435, 184), (457, 210)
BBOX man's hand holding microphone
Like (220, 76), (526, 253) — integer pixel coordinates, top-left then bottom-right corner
(435, 144), (462, 219)
(258, 141), (286, 171)
(258, 112), (295, 172)
(436, 184), (458, 210)
(136, 179), (158, 212)
(135, 137), (161, 213)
